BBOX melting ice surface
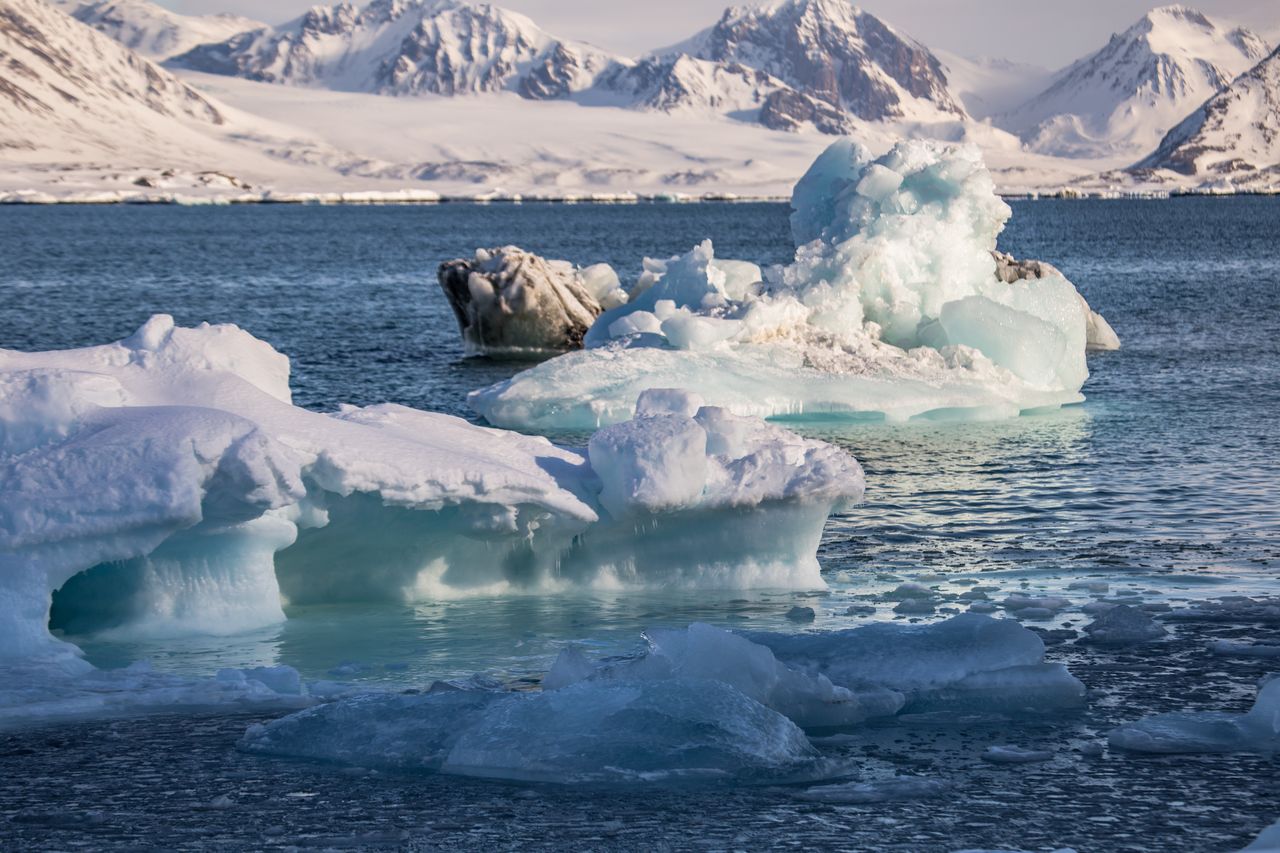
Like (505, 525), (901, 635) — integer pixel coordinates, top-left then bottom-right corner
(471, 140), (1104, 430)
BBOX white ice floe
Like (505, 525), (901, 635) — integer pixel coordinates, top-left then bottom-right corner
(1109, 676), (1280, 753)
(0, 319), (863, 666)
(471, 139), (1110, 430)
(981, 745), (1054, 763)
(798, 777), (947, 803)
(1213, 640), (1280, 659)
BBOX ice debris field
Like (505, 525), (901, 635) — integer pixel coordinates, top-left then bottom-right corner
(470, 139), (1118, 430)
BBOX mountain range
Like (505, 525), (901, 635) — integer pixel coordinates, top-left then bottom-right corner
(4, 0), (1279, 198)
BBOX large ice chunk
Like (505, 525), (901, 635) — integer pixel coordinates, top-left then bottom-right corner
(240, 677), (823, 784)
(0, 318), (863, 663)
(471, 140), (1110, 430)
(1108, 677), (1280, 753)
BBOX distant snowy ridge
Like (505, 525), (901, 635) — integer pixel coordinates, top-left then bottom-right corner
(53, 0), (260, 59)
(1135, 44), (1280, 185)
(170, 0), (969, 135)
(1001, 5), (1271, 159)
(173, 0), (619, 99)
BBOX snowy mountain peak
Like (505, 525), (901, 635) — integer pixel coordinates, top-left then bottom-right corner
(1004, 4), (1271, 159)
(173, 0), (617, 99)
(688, 0), (966, 122)
(1135, 44), (1280, 185)
(54, 0), (262, 60)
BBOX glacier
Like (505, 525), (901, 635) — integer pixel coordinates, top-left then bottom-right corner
(0, 316), (864, 667)
(470, 139), (1115, 431)
(241, 617), (1082, 783)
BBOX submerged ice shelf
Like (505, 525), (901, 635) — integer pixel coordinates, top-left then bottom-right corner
(241, 616), (1082, 784)
(470, 139), (1117, 430)
(0, 317), (863, 666)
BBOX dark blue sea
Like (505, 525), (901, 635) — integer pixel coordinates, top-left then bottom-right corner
(1, 200), (1278, 851)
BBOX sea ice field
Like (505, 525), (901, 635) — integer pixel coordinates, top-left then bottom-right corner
(1, 170), (1279, 850)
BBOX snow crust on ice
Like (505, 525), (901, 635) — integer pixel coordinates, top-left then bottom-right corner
(1109, 676), (1280, 754)
(0, 319), (863, 664)
(471, 140), (1101, 430)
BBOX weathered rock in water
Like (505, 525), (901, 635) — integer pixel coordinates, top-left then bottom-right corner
(992, 250), (1121, 351)
(437, 247), (626, 357)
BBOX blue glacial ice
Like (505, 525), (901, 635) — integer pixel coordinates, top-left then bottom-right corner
(471, 139), (1116, 430)
(0, 318), (863, 669)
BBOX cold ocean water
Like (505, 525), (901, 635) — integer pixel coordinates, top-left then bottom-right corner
(0, 199), (1278, 851)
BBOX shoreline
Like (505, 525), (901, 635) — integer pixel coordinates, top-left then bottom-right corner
(3, 187), (1279, 206)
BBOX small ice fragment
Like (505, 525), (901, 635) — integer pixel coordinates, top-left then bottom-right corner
(886, 582), (936, 600)
(798, 777), (947, 803)
(1002, 594), (1070, 613)
(1082, 605), (1168, 646)
(981, 745), (1053, 764)
(894, 600), (936, 614)
(786, 606), (817, 623)
(1212, 640), (1280, 658)
(845, 605), (876, 617)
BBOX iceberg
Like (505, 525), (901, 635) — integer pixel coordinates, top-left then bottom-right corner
(437, 246), (626, 356)
(0, 317), (864, 665)
(1108, 677), (1280, 754)
(471, 139), (1111, 430)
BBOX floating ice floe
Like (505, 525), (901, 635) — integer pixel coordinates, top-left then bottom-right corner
(242, 618), (1084, 783)
(1081, 605), (1168, 645)
(437, 246), (627, 356)
(0, 317), (863, 666)
(1109, 676), (1280, 753)
(471, 139), (1117, 430)
(746, 612), (1086, 715)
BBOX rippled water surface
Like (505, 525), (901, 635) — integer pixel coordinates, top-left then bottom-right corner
(2, 200), (1279, 850)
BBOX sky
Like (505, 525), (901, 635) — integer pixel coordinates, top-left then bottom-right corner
(161, 0), (1280, 68)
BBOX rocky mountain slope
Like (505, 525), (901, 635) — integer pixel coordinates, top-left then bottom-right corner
(1134, 45), (1280, 185)
(1002, 5), (1270, 159)
(0, 0), (226, 156)
(54, 0), (259, 59)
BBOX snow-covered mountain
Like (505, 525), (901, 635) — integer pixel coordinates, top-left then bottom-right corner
(174, 0), (618, 99)
(1002, 5), (1271, 159)
(0, 0), (226, 156)
(674, 0), (966, 124)
(54, 0), (260, 59)
(1134, 45), (1280, 185)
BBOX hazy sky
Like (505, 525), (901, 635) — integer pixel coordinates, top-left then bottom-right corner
(160, 0), (1280, 68)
